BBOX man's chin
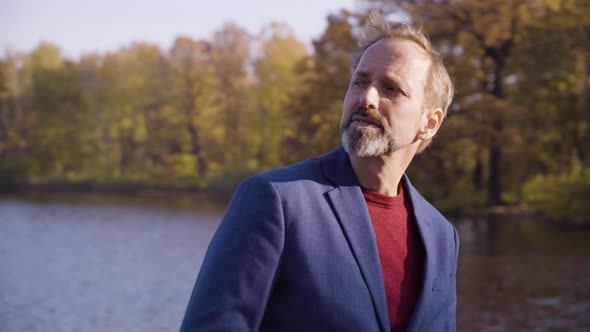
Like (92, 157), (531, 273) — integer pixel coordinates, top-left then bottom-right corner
(342, 135), (390, 158)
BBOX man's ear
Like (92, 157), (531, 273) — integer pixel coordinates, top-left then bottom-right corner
(417, 108), (444, 141)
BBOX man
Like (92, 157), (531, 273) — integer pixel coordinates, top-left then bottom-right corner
(180, 12), (458, 332)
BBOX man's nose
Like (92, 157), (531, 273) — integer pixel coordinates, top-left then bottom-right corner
(360, 85), (379, 109)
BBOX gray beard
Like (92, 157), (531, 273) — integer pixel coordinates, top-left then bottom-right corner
(341, 125), (396, 157)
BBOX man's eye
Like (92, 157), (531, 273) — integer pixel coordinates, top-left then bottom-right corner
(352, 80), (366, 87)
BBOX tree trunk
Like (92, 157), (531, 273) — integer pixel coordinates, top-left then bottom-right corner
(574, 48), (587, 163)
(473, 150), (483, 190)
(486, 52), (507, 205)
(0, 98), (7, 161)
(257, 106), (268, 168)
(187, 121), (208, 178)
(488, 145), (502, 205)
(223, 100), (240, 166)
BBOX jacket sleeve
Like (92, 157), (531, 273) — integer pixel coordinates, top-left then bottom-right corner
(179, 176), (285, 332)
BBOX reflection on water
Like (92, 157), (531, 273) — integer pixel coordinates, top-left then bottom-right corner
(455, 215), (590, 331)
(1, 197), (589, 332)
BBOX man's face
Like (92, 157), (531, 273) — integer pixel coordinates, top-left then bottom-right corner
(340, 38), (432, 157)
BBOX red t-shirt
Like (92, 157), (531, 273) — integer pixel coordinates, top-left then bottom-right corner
(362, 184), (424, 332)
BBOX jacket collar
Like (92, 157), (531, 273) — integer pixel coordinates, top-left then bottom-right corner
(321, 146), (359, 187)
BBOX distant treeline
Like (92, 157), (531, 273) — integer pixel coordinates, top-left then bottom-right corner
(1, 1), (589, 222)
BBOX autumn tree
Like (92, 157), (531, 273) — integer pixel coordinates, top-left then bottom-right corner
(169, 37), (221, 178)
(98, 43), (170, 179)
(253, 22), (308, 168)
(209, 23), (253, 168)
(0, 51), (25, 167)
(287, 10), (362, 162)
(24, 43), (81, 176)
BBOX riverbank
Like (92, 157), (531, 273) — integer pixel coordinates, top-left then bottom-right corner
(1, 179), (531, 217)
(1, 180), (226, 212)
(4, 179), (587, 224)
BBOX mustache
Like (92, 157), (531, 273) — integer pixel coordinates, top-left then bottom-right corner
(346, 107), (386, 128)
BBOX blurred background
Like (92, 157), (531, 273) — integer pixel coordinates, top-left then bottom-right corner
(1, 0), (589, 331)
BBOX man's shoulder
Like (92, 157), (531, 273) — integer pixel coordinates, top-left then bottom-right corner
(251, 146), (354, 189)
(239, 152), (336, 196)
(422, 197), (455, 232)
(421, 196), (452, 226)
(403, 177), (456, 232)
(255, 155), (324, 183)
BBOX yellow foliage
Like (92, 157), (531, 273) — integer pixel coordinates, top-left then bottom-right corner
(546, 0), (562, 11)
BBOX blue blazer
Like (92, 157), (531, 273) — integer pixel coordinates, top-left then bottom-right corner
(180, 147), (459, 332)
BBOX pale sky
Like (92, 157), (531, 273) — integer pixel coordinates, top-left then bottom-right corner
(0, 0), (359, 59)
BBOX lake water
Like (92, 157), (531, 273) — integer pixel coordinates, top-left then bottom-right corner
(1, 196), (589, 332)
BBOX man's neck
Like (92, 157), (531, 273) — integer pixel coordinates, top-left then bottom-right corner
(349, 150), (415, 197)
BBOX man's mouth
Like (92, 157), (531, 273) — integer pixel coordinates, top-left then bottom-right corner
(351, 115), (383, 129)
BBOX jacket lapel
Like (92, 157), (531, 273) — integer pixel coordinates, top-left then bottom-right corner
(321, 147), (390, 332)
